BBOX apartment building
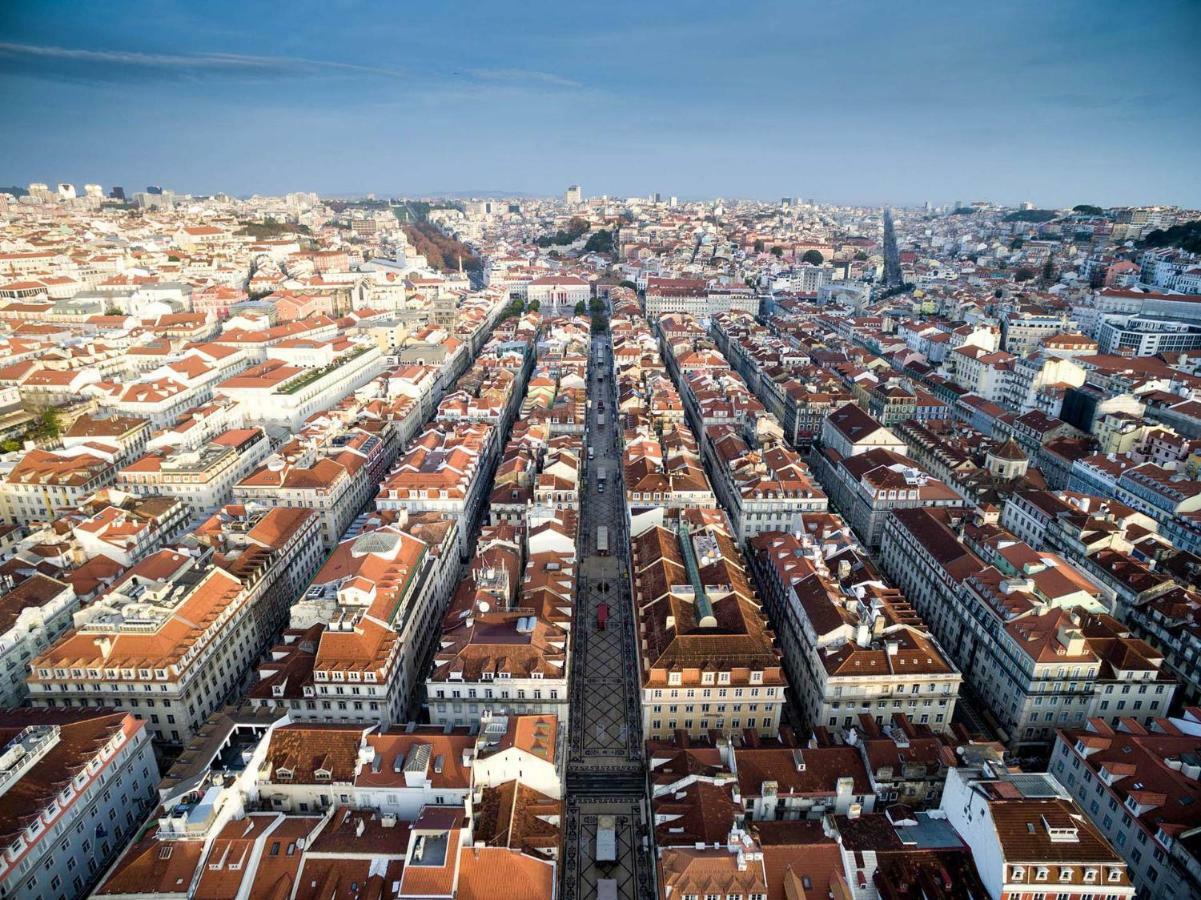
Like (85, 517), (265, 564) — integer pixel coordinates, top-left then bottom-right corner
(648, 733), (876, 827)
(623, 422), (716, 511)
(0, 574), (77, 708)
(750, 531), (960, 737)
(811, 443), (964, 548)
(376, 423), (499, 559)
(1002, 309), (1077, 356)
(881, 508), (1176, 750)
(0, 710), (158, 900)
(1097, 315), (1201, 357)
(215, 342), (384, 432)
(0, 448), (114, 524)
(819, 403), (908, 459)
(286, 517), (460, 728)
(70, 491), (190, 566)
(1001, 492), (1201, 707)
(234, 430), (386, 551)
(644, 277), (711, 318)
(1114, 463), (1201, 529)
(427, 526), (573, 727)
(846, 713), (960, 808)
(256, 722), (475, 817)
(705, 424), (827, 541)
(1053, 715), (1201, 898)
(116, 426), (271, 515)
(632, 510), (786, 740)
(942, 762), (1134, 900)
(95, 710), (556, 900)
(96, 362), (225, 429)
(27, 508), (321, 746)
(61, 413), (151, 464)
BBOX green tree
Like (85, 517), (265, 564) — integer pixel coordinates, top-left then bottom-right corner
(527, 299), (541, 311)
(753, 239), (765, 253)
(801, 249), (824, 265)
(770, 246), (784, 258)
(853, 251), (868, 261)
(31, 408), (63, 441)
(1, 438), (21, 453)
(1143, 221), (1201, 255)
(1014, 267), (1036, 283)
(583, 229), (614, 254)
(619, 280), (636, 290)
(1042, 259), (1057, 284)
(574, 300), (586, 315)
(1002, 209), (1057, 223)
(1009, 237), (1024, 250)
(1073, 204), (1104, 216)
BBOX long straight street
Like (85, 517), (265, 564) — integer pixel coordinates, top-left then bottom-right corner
(560, 331), (655, 900)
(882, 207), (903, 288)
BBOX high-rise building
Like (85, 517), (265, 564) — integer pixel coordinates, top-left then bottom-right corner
(564, 184), (582, 205)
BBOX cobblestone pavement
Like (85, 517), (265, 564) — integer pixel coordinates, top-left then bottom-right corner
(562, 798), (653, 900)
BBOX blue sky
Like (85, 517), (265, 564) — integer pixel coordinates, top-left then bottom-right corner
(2, 0), (1199, 207)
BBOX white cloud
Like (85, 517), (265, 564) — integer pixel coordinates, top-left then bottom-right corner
(0, 41), (409, 80)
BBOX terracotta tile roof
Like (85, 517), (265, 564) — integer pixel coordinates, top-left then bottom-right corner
(0, 709), (140, 845)
(455, 846), (556, 900)
(263, 724), (366, 783)
(246, 816), (324, 900)
(735, 745), (872, 798)
(95, 833), (206, 897)
(356, 728), (474, 791)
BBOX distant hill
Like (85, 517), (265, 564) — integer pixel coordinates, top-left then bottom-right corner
(1003, 209), (1059, 223)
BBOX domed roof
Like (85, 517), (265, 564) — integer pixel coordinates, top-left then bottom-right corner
(988, 437), (1027, 462)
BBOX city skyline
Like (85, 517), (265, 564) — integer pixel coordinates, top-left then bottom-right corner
(5, 5), (1201, 900)
(3, 0), (1200, 207)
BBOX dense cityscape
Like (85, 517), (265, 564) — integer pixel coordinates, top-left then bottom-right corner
(0, 182), (1199, 900)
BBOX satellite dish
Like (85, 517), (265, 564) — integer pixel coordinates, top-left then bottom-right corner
(477, 600), (490, 613)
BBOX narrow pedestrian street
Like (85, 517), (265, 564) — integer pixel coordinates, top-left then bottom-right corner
(560, 331), (655, 900)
